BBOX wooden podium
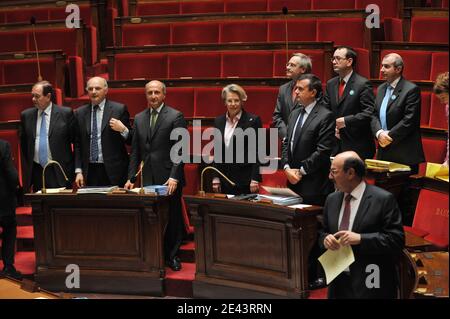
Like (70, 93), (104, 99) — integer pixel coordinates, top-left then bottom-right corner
(184, 195), (322, 299)
(24, 192), (170, 295)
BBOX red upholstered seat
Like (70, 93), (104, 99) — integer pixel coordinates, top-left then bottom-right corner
(136, 1), (180, 15)
(380, 50), (431, 81)
(181, 0), (224, 14)
(31, 29), (79, 58)
(354, 48), (370, 79)
(311, 0), (355, 9)
(244, 87), (279, 125)
(317, 18), (366, 48)
(165, 87), (195, 118)
(429, 94), (448, 130)
(267, 0), (311, 11)
(421, 137), (447, 163)
(169, 52), (221, 78)
(355, 0), (400, 19)
(113, 53), (168, 80)
(383, 18), (403, 41)
(68, 56), (85, 98)
(2, 58), (57, 86)
(107, 88), (147, 118)
(0, 93), (33, 122)
(273, 49), (325, 80)
(268, 19), (317, 42)
(121, 24), (171, 46)
(408, 189), (449, 248)
(222, 51), (273, 77)
(0, 31), (29, 53)
(194, 87), (223, 117)
(220, 20), (268, 43)
(172, 21), (220, 44)
(224, 0), (268, 12)
(3, 8), (49, 24)
(430, 52), (449, 81)
(410, 17), (449, 43)
(420, 92), (432, 127)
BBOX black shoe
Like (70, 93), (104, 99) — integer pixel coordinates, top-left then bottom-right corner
(2, 265), (23, 280)
(166, 256), (182, 271)
(309, 277), (326, 290)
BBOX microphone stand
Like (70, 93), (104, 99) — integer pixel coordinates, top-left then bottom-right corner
(30, 16), (42, 82)
(131, 161), (145, 194)
(198, 166), (236, 196)
(41, 160), (69, 194)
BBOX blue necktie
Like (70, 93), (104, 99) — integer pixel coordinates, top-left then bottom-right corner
(38, 111), (48, 167)
(90, 105), (99, 162)
(380, 86), (393, 131)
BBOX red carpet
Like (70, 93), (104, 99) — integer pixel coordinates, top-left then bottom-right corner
(14, 252), (35, 275)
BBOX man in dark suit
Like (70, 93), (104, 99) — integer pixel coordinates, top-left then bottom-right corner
(20, 81), (75, 192)
(125, 80), (187, 271)
(212, 84), (262, 195)
(281, 74), (335, 206)
(319, 151), (405, 299)
(273, 53), (312, 141)
(371, 53), (425, 174)
(74, 77), (131, 187)
(0, 139), (22, 280)
(323, 46), (375, 160)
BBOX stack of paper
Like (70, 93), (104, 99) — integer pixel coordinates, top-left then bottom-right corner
(35, 187), (67, 194)
(131, 185), (168, 195)
(425, 162), (449, 182)
(77, 186), (118, 194)
(365, 159), (411, 172)
(257, 194), (302, 206)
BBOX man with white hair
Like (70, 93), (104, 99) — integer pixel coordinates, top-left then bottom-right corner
(371, 53), (425, 174)
(74, 77), (132, 187)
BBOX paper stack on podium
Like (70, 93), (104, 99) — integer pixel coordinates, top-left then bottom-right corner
(425, 162), (449, 182)
(35, 187), (67, 194)
(131, 185), (168, 195)
(259, 186), (302, 206)
(365, 159), (411, 172)
(77, 186), (118, 194)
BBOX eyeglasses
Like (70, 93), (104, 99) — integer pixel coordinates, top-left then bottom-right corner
(331, 56), (347, 62)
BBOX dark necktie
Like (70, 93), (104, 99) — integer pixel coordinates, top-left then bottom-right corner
(291, 107), (306, 152)
(90, 105), (99, 162)
(338, 78), (346, 99)
(339, 194), (353, 231)
(151, 109), (158, 129)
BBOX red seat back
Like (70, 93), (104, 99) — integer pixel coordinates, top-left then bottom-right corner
(114, 53), (168, 80)
(431, 52), (449, 81)
(380, 50), (431, 81)
(420, 92), (432, 127)
(260, 169), (286, 194)
(169, 52), (221, 78)
(429, 94), (448, 129)
(224, 0), (268, 12)
(121, 24), (171, 46)
(356, 0), (399, 19)
(181, 1), (224, 14)
(410, 17), (449, 43)
(317, 18), (366, 48)
(165, 87), (195, 117)
(221, 20), (268, 43)
(267, 0), (311, 11)
(421, 137), (447, 163)
(107, 88), (147, 118)
(268, 19), (317, 42)
(311, 0), (355, 9)
(222, 51), (273, 77)
(136, 1), (180, 15)
(172, 21), (220, 44)
(194, 87), (223, 117)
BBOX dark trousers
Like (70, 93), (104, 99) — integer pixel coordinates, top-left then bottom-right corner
(0, 214), (17, 268)
(398, 164), (419, 226)
(32, 162), (63, 192)
(164, 186), (187, 261)
(328, 272), (355, 299)
(87, 163), (111, 186)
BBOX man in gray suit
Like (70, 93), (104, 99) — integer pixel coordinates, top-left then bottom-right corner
(273, 53), (312, 141)
(125, 80), (187, 271)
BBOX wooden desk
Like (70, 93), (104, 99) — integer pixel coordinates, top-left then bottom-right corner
(410, 252), (449, 298)
(24, 193), (170, 296)
(184, 194), (322, 299)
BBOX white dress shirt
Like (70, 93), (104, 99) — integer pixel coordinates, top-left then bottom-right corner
(34, 103), (53, 164)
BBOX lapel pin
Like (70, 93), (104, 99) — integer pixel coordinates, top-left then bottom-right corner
(349, 90), (355, 96)
(391, 95), (397, 100)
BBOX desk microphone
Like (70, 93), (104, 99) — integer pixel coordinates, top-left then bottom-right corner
(130, 161), (145, 194)
(30, 16), (43, 82)
(198, 166), (236, 196)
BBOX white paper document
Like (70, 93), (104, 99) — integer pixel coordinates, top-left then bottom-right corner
(318, 245), (355, 285)
(35, 187), (66, 194)
(288, 204), (313, 209)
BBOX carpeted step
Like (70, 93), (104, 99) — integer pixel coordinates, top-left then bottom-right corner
(16, 206), (33, 226)
(164, 262), (195, 298)
(14, 251), (35, 278)
(16, 226), (34, 252)
(179, 241), (195, 263)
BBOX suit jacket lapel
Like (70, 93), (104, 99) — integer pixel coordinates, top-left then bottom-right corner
(351, 186), (372, 232)
(31, 109), (38, 140)
(84, 107), (92, 137)
(387, 77), (404, 109)
(330, 192), (344, 233)
(150, 105), (167, 140)
(101, 101), (112, 132)
(48, 104), (59, 137)
(143, 108), (151, 143)
(293, 105), (318, 153)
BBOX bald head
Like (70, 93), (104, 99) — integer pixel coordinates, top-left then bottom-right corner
(145, 80), (166, 95)
(145, 80), (166, 109)
(381, 53), (404, 83)
(86, 77), (108, 105)
(330, 151), (366, 193)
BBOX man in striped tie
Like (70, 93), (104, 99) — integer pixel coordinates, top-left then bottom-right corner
(319, 151), (404, 299)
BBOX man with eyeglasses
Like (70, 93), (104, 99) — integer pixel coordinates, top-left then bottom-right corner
(323, 46), (375, 160)
(20, 81), (75, 192)
(273, 53), (312, 141)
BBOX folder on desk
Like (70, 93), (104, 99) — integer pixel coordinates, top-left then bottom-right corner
(425, 162), (449, 182)
(365, 159), (411, 172)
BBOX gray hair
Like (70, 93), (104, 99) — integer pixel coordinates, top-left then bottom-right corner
(292, 53), (312, 74)
(221, 84), (247, 102)
(385, 53), (404, 71)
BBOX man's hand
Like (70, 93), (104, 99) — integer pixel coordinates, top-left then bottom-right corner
(324, 234), (341, 251)
(75, 173), (84, 188)
(284, 168), (301, 185)
(212, 181), (221, 193)
(334, 230), (361, 246)
(164, 178), (178, 195)
(109, 118), (126, 133)
(378, 131), (393, 148)
(249, 181), (259, 193)
(124, 180), (134, 190)
(335, 117), (346, 129)
(335, 127), (341, 139)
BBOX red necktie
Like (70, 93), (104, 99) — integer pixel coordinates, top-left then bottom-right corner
(338, 79), (346, 99)
(339, 194), (353, 231)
